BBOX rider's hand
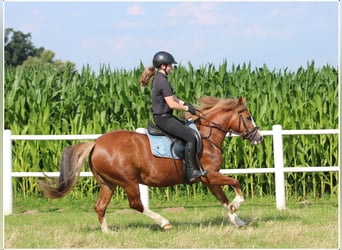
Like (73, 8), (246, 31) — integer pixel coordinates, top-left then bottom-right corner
(184, 103), (197, 115)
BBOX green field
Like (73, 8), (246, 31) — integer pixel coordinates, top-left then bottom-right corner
(5, 62), (339, 200)
(4, 195), (338, 248)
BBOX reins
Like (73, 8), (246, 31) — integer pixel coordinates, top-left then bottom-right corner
(195, 110), (228, 153)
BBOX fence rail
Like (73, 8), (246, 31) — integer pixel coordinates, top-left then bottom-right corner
(3, 125), (339, 215)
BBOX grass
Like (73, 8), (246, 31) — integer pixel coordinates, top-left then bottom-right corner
(4, 195), (339, 248)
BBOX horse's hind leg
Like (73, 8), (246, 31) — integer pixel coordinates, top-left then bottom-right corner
(124, 185), (172, 230)
(94, 183), (114, 233)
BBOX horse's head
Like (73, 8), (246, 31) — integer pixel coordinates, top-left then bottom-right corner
(193, 96), (263, 146)
(230, 97), (263, 145)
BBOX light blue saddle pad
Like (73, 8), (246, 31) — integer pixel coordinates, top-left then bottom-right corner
(146, 122), (199, 159)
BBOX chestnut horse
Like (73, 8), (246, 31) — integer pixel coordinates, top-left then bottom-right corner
(38, 96), (263, 233)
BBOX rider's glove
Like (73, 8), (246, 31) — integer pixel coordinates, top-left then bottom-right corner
(184, 103), (197, 115)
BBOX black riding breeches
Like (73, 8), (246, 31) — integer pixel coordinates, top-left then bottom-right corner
(153, 115), (197, 146)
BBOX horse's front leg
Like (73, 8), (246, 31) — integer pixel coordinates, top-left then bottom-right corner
(202, 172), (246, 228)
(205, 184), (246, 228)
(203, 171), (245, 208)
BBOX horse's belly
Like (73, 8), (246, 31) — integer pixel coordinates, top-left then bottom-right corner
(92, 131), (184, 186)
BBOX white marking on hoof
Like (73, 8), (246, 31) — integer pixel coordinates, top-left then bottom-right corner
(162, 223), (172, 230)
(229, 195), (244, 212)
(101, 217), (110, 233)
(228, 212), (246, 228)
(232, 195), (245, 206)
(143, 207), (171, 229)
(233, 195), (244, 204)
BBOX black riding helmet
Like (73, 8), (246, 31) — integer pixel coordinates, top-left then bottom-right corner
(152, 51), (177, 68)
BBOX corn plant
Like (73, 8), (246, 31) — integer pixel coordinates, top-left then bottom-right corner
(5, 61), (338, 199)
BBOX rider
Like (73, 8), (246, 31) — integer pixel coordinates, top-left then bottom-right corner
(140, 51), (207, 183)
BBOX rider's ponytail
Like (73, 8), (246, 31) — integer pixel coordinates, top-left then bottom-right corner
(140, 66), (156, 86)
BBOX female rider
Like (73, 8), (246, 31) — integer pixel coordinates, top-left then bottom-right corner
(140, 51), (207, 183)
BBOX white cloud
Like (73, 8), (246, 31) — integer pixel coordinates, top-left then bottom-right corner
(225, 21), (292, 41)
(190, 2), (222, 25)
(110, 37), (130, 50)
(118, 21), (140, 29)
(191, 12), (220, 26)
(127, 3), (144, 16)
(269, 7), (280, 17)
(167, 2), (217, 16)
(166, 2), (224, 26)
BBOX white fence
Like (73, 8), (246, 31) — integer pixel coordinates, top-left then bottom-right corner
(3, 125), (340, 215)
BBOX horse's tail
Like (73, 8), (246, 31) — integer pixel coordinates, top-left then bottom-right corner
(38, 141), (96, 199)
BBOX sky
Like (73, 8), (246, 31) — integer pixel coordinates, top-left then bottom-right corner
(4, 1), (339, 73)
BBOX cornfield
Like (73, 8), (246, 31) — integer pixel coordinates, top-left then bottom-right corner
(4, 61), (338, 200)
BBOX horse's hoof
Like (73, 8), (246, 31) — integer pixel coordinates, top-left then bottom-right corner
(162, 223), (172, 230)
(233, 217), (246, 228)
(228, 212), (246, 228)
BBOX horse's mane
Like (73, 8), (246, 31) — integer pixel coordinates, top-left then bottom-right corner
(183, 96), (245, 120)
(197, 96), (241, 113)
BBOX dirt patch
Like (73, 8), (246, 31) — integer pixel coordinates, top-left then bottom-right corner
(163, 207), (186, 213)
(113, 209), (135, 214)
(23, 209), (38, 214)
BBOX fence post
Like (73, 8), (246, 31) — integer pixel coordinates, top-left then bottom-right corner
(3, 130), (13, 215)
(139, 184), (149, 208)
(136, 128), (149, 209)
(273, 125), (286, 210)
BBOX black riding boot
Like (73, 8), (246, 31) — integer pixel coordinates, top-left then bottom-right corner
(184, 142), (206, 183)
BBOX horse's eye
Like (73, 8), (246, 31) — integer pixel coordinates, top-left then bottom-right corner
(247, 116), (252, 121)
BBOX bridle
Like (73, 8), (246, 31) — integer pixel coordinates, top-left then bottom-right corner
(234, 109), (260, 142)
(195, 109), (259, 152)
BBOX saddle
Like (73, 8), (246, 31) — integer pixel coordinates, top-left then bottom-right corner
(147, 120), (203, 159)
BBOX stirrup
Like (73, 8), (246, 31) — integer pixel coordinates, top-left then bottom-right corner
(199, 168), (208, 176)
(186, 168), (207, 183)
(188, 171), (202, 183)
(196, 157), (208, 177)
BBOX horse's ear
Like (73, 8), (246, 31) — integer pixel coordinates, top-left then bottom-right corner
(238, 97), (246, 105)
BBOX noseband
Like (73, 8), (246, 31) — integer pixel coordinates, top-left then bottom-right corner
(195, 109), (259, 152)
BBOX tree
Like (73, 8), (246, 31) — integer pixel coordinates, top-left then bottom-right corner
(21, 49), (76, 72)
(5, 28), (44, 67)
(5, 28), (76, 72)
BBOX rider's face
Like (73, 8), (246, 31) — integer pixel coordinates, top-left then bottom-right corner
(165, 64), (173, 74)
(161, 64), (173, 74)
